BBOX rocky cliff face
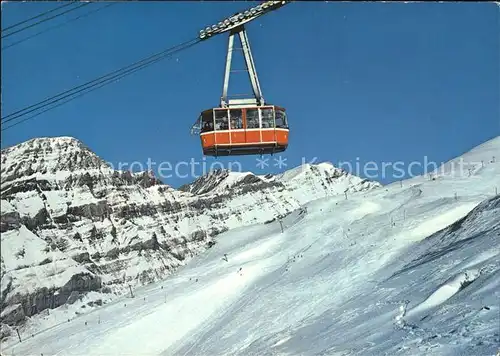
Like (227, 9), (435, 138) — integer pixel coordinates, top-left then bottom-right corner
(0, 136), (381, 331)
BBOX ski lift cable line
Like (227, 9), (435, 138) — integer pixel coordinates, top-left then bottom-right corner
(1, 38), (202, 131)
(2, 3), (118, 51)
(1, 2), (91, 39)
(1, 2), (75, 32)
(1, 37), (202, 125)
(1, 1), (291, 128)
(1, 37), (201, 125)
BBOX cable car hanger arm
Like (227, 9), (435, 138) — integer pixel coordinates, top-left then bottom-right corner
(198, 0), (291, 40)
(220, 27), (263, 107)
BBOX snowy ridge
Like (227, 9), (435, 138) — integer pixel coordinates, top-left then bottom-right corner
(1, 135), (498, 355)
(178, 169), (266, 195)
(275, 162), (377, 205)
(437, 136), (499, 175)
(0, 136), (379, 334)
(407, 136), (500, 182)
(181, 161), (380, 206)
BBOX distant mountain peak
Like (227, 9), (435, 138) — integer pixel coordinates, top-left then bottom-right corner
(1, 136), (112, 191)
(179, 169), (265, 195)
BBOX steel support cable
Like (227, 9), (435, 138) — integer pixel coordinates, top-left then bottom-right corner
(2, 3), (117, 51)
(1, 38), (202, 131)
(1, 3), (91, 39)
(2, 2), (75, 32)
(2, 37), (200, 125)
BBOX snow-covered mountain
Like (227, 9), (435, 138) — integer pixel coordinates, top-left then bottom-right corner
(0, 136), (380, 335)
(1, 135), (498, 356)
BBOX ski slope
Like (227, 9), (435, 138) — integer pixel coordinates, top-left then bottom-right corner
(2, 137), (499, 356)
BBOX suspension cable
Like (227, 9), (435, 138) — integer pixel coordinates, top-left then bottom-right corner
(2, 37), (200, 124)
(2, 3), (117, 51)
(1, 38), (202, 131)
(1, 3), (91, 39)
(2, 2), (75, 32)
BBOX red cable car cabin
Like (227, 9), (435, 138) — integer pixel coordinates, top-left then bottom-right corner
(198, 105), (289, 156)
(194, 22), (290, 156)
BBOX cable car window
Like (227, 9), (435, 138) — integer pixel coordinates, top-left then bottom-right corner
(229, 109), (243, 129)
(214, 109), (229, 130)
(246, 109), (259, 129)
(275, 110), (287, 128)
(261, 108), (274, 128)
(201, 112), (214, 132)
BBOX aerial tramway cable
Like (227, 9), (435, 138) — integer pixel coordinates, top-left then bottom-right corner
(1, 37), (202, 131)
(2, 3), (117, 51)
(1, 3), (91, 39)
(1, 2), (75, 32)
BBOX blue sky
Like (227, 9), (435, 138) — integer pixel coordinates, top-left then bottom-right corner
(2, 1), (499, 187)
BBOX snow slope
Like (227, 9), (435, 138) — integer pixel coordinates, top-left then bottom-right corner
(2, 136), (498, 355)
(0, 136), (379, 333)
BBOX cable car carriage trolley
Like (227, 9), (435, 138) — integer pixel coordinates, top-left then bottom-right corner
(191, 1), (290, 157)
